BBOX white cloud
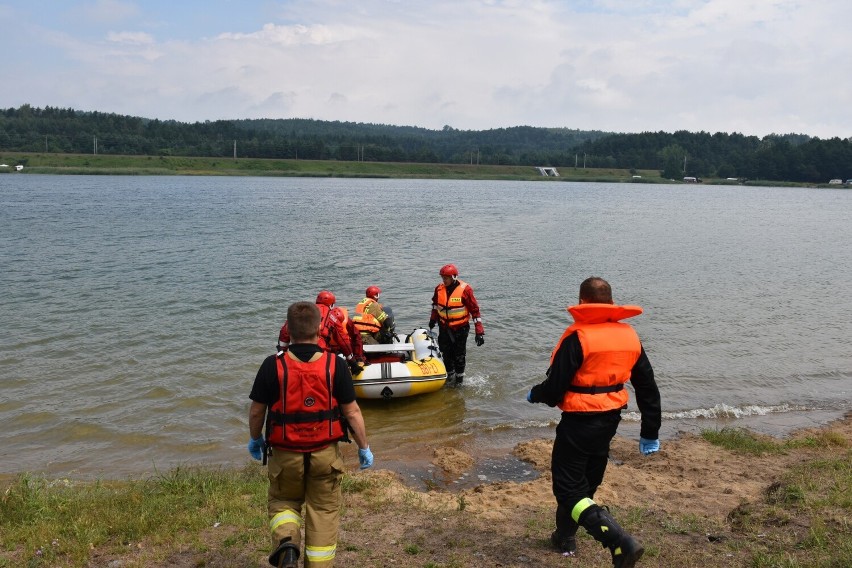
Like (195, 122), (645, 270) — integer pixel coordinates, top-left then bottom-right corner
(2, 0), (851, 138)
(217, 22), (371, 46)
(80, 0), (140, 24)
(106, 31), (154, 44)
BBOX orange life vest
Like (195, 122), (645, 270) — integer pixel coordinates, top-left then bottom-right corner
(550, 303), (643, 413)
(352, 298), (382, 334)
(434, 280), (470, 329)
(266, 351), (344, 452)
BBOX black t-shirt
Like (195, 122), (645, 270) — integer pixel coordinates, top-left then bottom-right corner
(249, 344), (356, 406)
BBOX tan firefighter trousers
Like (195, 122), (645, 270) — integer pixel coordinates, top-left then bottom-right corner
(267, 443), (345, 567)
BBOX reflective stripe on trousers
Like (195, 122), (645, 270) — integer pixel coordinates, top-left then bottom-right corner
(267, 444), (345, 566)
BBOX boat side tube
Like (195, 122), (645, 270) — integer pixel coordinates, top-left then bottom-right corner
(409, 328), (441, 361)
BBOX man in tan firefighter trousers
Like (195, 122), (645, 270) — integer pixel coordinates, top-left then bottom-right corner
(248, 301), (373, 567)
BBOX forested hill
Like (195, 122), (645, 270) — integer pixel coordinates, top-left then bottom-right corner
(2, 104), (851, 183)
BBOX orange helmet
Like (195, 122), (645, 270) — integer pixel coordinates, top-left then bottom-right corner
(315, 290), (336, 306)
(439, 264), (459, 278)
(365, 285), (381, 299)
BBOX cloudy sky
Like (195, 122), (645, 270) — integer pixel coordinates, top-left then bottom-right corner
(1, 0), (850, 138)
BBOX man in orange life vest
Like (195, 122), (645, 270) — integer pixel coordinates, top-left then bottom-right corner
(352, 286), (396, 345)
(527, 277), (661, 568)
(279, 290), (365, 375)
(248, 301), (373, 568)
(429, 264), (484, 386)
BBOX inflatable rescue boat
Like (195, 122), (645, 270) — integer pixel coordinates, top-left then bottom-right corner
(352, 328), (447, 399)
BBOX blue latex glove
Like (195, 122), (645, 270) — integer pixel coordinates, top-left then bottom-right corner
(526, 389), (533, 403)
(248, 436), (264, 461)
(639, 437), (660, 455)
(358, 446), (374, 469)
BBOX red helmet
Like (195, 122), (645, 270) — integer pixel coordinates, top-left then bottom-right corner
(315, 290), (336, 306)
(439, 264), (459, 278)
(365, 285), (381, 299)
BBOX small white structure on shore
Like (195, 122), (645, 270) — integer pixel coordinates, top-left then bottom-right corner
(15, 165), (24, 171)
(537, 167), (559, 177)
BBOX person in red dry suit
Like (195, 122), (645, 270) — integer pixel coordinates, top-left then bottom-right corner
(429, 264), (484, 386)
(278, 290), (364, 376)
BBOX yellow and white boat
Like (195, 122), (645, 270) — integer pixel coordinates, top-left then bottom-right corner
(352, 328), (447, 399)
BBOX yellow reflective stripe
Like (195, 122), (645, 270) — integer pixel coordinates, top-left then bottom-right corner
(571, 497), (596, 523)
(269, 510), (303, 532)
(305, 544), (336, 562)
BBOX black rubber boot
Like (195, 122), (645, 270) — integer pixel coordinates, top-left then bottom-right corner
(578, 505), (644, 568)
(550, 530), (577, 554)
(552, 503), (578, 554)
(268, 537), (300, 568)
(455, 373), (464, 385)
(446, 371), (457, 387)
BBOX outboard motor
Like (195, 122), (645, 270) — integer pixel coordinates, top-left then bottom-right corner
(410, 328), (439, 360)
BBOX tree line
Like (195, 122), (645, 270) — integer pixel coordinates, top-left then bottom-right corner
(2, 104), (851, 183)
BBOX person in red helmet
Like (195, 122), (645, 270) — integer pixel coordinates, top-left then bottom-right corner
(352, 286), (396, 345)
(429, 264), (484, 386)
(278, 290), (365, 375)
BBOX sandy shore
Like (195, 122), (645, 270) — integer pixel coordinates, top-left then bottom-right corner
(3, 411), (848, 567)
(327, 411), (852, 567)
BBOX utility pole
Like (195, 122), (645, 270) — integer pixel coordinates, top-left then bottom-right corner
(583, 153), (586, 168)
(93, 136), (97, 155)
(45, 135), (48, 152)
(233, 140), (237, 160)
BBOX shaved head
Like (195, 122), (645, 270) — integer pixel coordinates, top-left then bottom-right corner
(579, 277), (613, 304)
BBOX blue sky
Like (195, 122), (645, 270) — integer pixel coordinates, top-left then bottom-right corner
(1, 0), (850, 138)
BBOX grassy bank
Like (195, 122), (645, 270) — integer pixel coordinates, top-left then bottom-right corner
(1, 152), (831, 186)
(2, 419), (849, 567)
(0, 151), (673, 183)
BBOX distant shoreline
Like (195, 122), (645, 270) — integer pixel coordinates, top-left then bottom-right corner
(0, 151), (830, 187)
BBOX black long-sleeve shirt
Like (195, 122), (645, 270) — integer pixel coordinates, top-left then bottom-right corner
(529, 332), (661, 440)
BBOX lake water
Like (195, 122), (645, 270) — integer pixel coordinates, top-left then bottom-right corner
(1, 174), (850, 481)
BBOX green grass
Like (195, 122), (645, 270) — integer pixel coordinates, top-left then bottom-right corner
(701, 427), (788, 455)
(2, 431), (850, 567)
(0, 151), (834, 187)
(0, 151), (670, 183)
(701, 427), (852, 567)
(0, 465), (267, 566)
(701, 427), (848, 456)
(0, 463), (384, 567)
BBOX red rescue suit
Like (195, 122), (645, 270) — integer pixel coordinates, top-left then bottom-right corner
(265, 351), (345, 452)
(279, 305), (362, 361)
(550, 303), (643, 413)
